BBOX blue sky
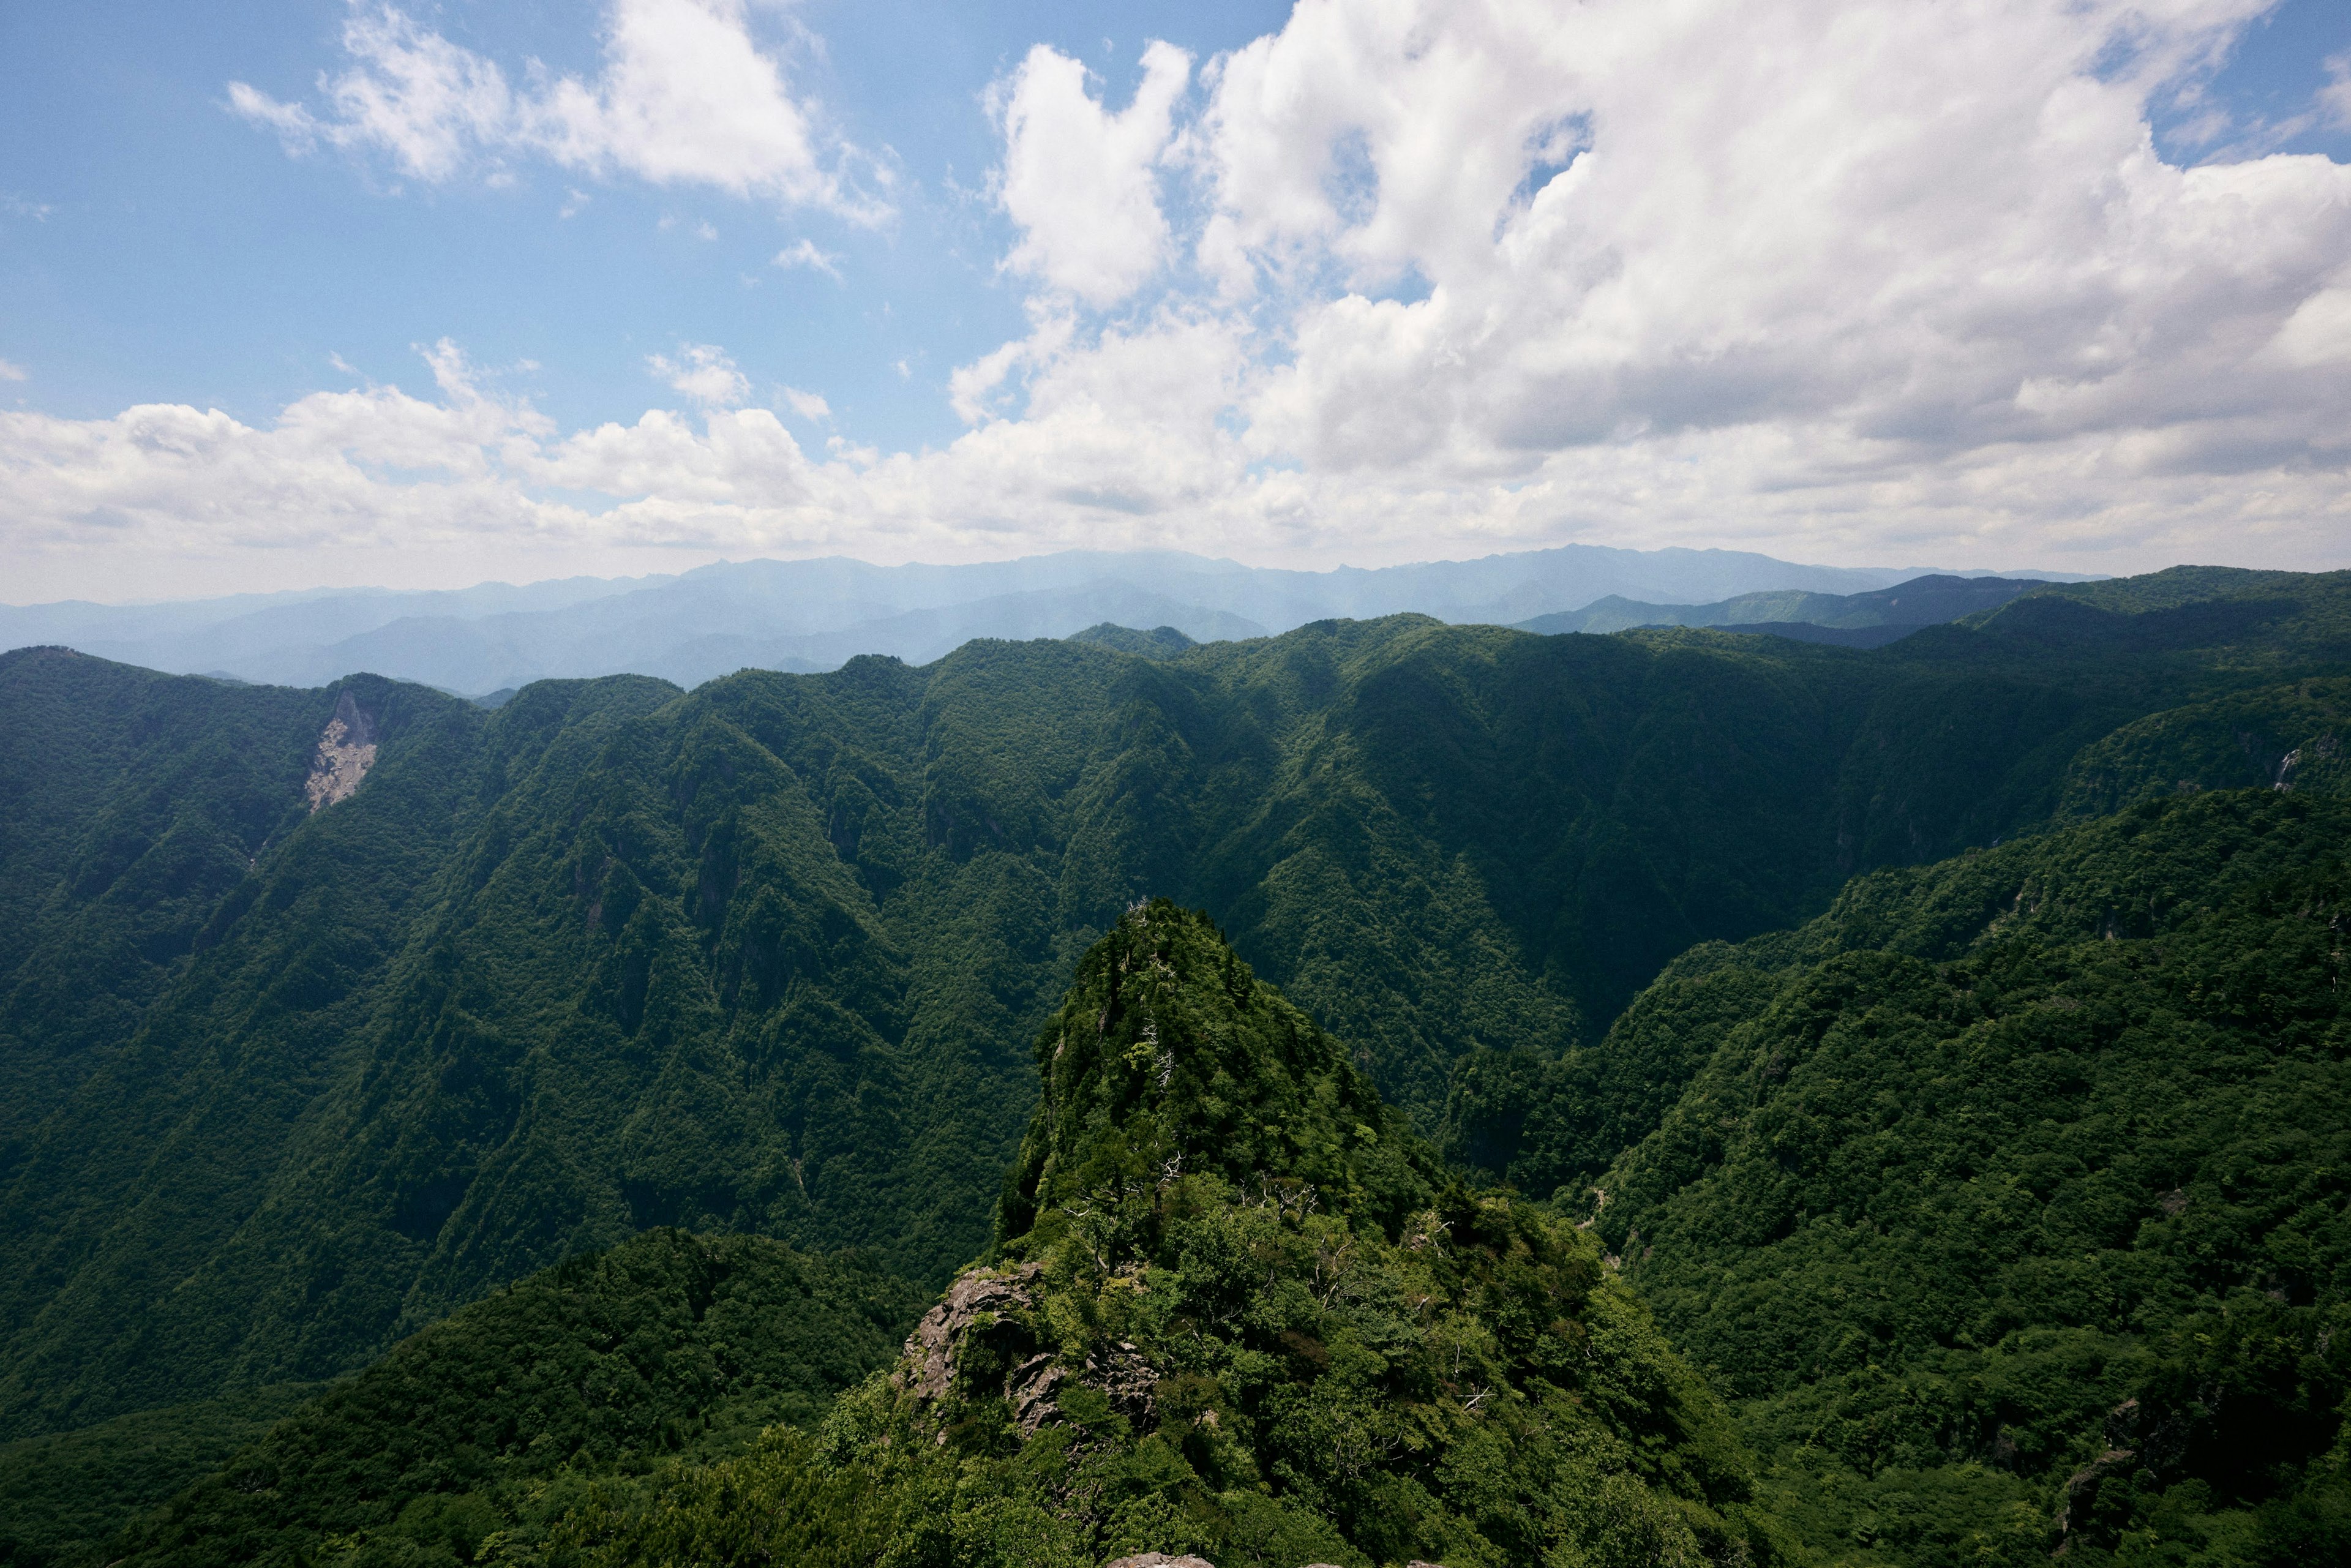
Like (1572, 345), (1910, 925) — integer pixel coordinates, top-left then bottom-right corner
(1, 1), (1291, 449)
(1, 0), (2347, 601)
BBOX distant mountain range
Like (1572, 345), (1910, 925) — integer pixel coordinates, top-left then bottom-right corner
(1515, 572), (2054, 645)
(0, 546), (2088, 695)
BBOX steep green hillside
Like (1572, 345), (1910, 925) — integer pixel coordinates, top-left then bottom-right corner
(2057, 676), (2350, 816)
(0, 1387), (318, 1568)
(104, 1231), (916, 1568)
(1467, 792), (2351, 1566)
(544, 904), (1763, 1568)
(0, 653), (451, 1178)
(4, 565), (2349, 1446)
(0, 660), (677, 1438)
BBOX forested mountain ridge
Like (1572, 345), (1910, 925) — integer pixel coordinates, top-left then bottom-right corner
(1447, 789), (2351, 1564)
(531, 904), (1762, 1568)
(1, 565), (2347, 1458)
(99, 1230), (919, 1568)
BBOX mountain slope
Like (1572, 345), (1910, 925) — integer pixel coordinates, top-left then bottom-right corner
(1066, 623), (1200, 659)
(0, 661), (675, 1439)
(105, 1230), (918, 1568)
(2055, 675), (2351, 816)
(0, 1387), (318, 1568)
(1463, 792), (2351, 1565)
(547, 904), (1764, 1568)
(4, 568), (2348, 1444)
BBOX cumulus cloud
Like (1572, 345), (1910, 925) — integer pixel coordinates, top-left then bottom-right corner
(17, 0), (2351, 595)
(648, 344), (752, 408)
(952, 0), (2351, 562)
(228, 0), (883, 217)
(781, 386), (831, 421)
(993, 41), (1191, 306)
(0, 359), (26, 382)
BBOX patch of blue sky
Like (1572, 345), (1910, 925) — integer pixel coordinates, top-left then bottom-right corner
(0, 0), (1288, 455)
(2147, 0), (2351, 163)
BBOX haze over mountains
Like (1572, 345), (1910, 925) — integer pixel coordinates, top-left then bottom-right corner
(1517, 574), (2059, 647)
(0, 546), (2084, 696)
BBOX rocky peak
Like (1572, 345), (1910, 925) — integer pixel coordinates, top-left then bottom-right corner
(994, 899), (1419, 1248)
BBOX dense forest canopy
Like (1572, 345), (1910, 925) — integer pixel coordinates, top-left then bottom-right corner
(1, 563), (2348, 1567)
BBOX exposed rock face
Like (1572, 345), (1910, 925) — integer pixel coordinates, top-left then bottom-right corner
(1005, 1351), (1066, 1437)
(305, 690), (378, 811)
(1085, 1338), (1157, 1424)
(1101, 1556), (1215, 1568)
(894, 1259), (1161, 1442)
(898, 1263), (1043, 1401)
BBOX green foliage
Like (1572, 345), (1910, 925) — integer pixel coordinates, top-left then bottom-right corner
(0, 1387), (318, 1568)
(552, 904), (1763, 1568)
(1549, 791), (2351, 1565)
(7, 560), (2351, 1476)
(0, 661), (672, 1438)
(2057, 676), (2350, 816)
(993, 899), (1433, 1242)
(110, 1229), (918, 1568)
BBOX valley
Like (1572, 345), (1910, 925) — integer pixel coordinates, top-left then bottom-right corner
(0, 566), (2347, 1567)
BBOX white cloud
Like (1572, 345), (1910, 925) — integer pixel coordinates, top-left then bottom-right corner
(781, 386), (831, 421)
(992, 41), (1191, 306)
(952, 0), (2350, 565)
(773, 238), (844, 280)
(0, 359), (26, 382)
(227, 7), (514, 182)
(228, 0), (883, 218)
(648, 343), (751, 408)
(948, 306), (1074, 424)
(2267, 284), (2351, 368)
(1198, 0), (2351, 487)
(2324, 52), (2351, 131)
(17, 0), (2351, 598)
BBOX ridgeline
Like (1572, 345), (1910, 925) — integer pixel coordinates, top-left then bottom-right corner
(546, 903), (1760, 1568)
(1, 564), (2348, 1566)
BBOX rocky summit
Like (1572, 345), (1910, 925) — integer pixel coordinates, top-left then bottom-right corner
(552, 901), (1761, 1568)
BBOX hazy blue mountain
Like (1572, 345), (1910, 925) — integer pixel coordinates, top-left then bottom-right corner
(0, 576), (662, 673)
(1517, 572), (2052, 639)
(1, 548), (2086, 696)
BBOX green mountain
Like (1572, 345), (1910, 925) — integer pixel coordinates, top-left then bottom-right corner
(539, 903), (1762, 1568)
(1515, 573), (2052, 639)
(0, 1386), (320, 1568)
(2055, 676), (2351, 816)
(3, 564), (2349, 1491)
(1066, 623), (1201, 659)
(1450, 790), (2351, 1565)
(83, 1231), (916, 1568)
